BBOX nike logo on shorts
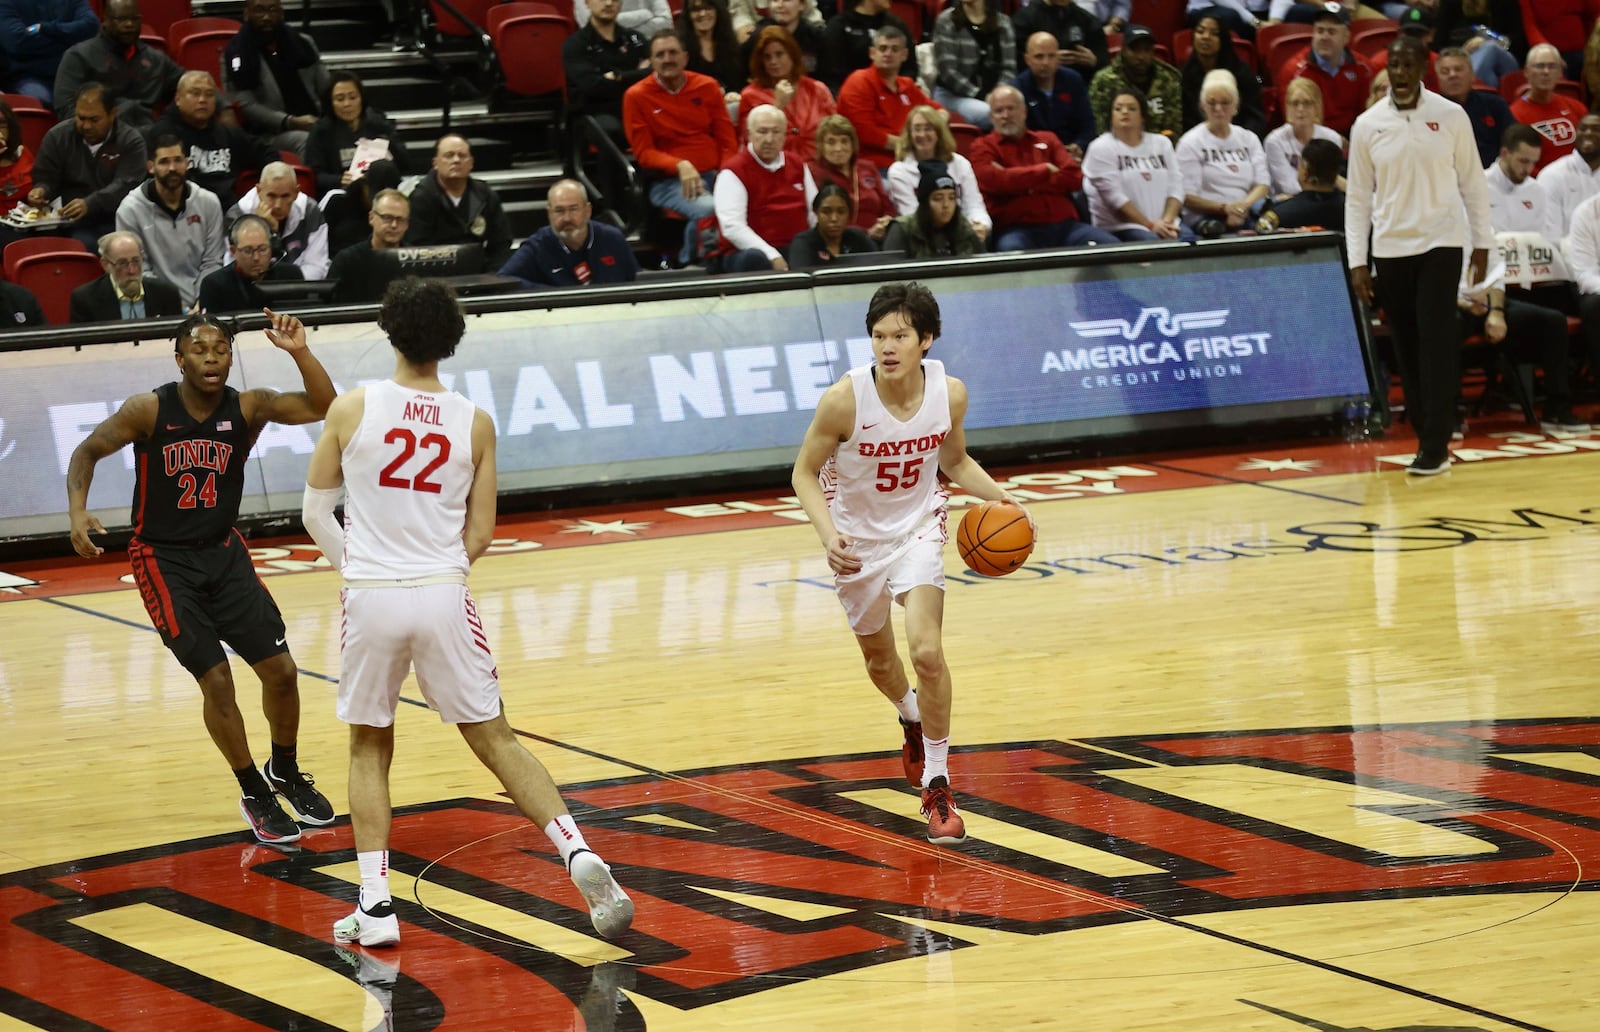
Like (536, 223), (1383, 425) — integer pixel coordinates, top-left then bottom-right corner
(274, 637), (286, 646)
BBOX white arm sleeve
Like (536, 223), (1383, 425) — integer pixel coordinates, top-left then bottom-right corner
(301, 484), (345, 570)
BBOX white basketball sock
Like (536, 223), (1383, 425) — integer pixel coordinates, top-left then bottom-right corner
(894, 688), (920, 723)
(357, 850), (391, 907)
(544, 814), (591, 866)
(922, 735), (949, 786)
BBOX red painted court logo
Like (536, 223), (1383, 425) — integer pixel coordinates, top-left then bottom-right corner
(4, 719), (1600, 1026)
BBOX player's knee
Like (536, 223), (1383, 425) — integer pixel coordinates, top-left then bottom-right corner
(908, 642), (945, 683)
(863, 650), (901, 683)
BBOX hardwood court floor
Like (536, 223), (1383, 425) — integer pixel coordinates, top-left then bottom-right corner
(3, 431), (1599, 1030)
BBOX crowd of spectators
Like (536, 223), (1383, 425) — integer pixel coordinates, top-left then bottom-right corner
(4, 0), (1600, 351)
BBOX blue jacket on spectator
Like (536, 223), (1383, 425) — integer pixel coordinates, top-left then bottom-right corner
(499, 221), (641, 290)
(1452, 88), (1517, 169)
(1013, 65), (1095, 154)
(0, 0), (97, 87)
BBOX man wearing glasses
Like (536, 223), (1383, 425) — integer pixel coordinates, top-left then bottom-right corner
(329, 189), (411, 303)
(70, 230), (184, 323)
(198, 214), (305, 313)
(1511, 44), (1586, 174)
(498, 179), (639, 289)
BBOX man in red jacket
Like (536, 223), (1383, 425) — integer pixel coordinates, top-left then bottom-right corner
(623, 28), (739, 260)
(1285, 4), (1373, 137)
(970, 84), (1117, 252)
(835, 25), (938, 168)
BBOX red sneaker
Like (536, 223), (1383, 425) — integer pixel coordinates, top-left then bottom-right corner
(920, 776), (966, 845)
(899, 718), (924, 786)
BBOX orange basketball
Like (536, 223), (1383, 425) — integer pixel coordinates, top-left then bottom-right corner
(956, 500), (1034, 577)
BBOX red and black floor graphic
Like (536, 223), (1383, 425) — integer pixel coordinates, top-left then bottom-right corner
(3, 719), (1597, 1030)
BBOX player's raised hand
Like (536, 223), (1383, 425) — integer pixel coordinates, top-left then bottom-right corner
(263, 308), (307, 353)
(70, 511), (106, 558)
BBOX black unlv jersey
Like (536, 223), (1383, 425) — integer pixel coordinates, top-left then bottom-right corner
(131, 383), (253, 545)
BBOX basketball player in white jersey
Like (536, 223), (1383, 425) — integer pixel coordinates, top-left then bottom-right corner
(791, 282), (1028, 844)
(300, 277), (633, 946)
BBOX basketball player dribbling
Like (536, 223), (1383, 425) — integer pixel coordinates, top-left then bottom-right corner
(791, 282), (1029, 844)
(301, 277), (633, 947)
(66, 311), (338, 844)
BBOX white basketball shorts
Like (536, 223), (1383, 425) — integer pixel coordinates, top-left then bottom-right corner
(338, 581), (501, 727)
(834, 514), (948, 635)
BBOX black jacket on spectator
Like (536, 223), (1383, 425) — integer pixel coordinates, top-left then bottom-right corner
(148, 108), (275, 212)
(52, 29), (184, 125)
(69, 273), (183, 322)
(403, 171), (513, 267)
(1434, 0), (1527, 62)
(562, 22), (652, 121)
(328, 240), (402, 303)
(1274, 186), (1345, 231)
(197, 259), (304, 314)
(818, 8), (918, 92)
(32, 117), (146, 220)
(0, 280), (45, 328)
(222, 23), (331, 134)
(1, 0), (98, 83)
(1010, 2), (1108, 71)
(1451, 89), (1517, 168)
(302, 109), (411, 197)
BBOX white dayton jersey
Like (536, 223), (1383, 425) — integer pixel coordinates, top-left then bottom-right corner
(821, 359), (951, 543)
(340, 379), (478, 581)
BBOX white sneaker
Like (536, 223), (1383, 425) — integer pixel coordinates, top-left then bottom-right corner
(568, 849), (634, 940)
(333, 897), (400, 947)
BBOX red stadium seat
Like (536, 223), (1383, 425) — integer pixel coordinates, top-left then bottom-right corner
(486, 1), (573, 33)
(3, 236), (87, 281)
(491, 13), (570, 99)
(168, 17), (241, 51)
(431, 0), (495, 37)
(138, 0), (194, 39)
(1499, 68), (1526, 100)
(1348, 20), (1398, 54)
(949, 121), (979, 158)
(9, 251), (102, 323)
(1258, 22), (1312, 77)
(1129, 0), (1185, 49)
(140, 25), (167, 52)
(9, 105), (53, 158)
(890, 0), (926, 42)
(172, 29), (237, 76)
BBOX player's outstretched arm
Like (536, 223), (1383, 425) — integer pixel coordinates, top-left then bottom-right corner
(464, 408), (499, 564)
(252, 308), (338, 426)
(790, 378), (862, 574)
(66, 394), (158, 558)
(937, 376), (1028, 513)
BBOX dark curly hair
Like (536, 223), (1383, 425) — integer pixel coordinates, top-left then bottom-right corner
(865, 282), (941, 343)
(378, 276), (465, 365)
(175, 312), (234, 353)
(0, 100), (21, 162)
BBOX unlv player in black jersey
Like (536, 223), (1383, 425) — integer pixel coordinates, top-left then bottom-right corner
(66, 311), (338, 845)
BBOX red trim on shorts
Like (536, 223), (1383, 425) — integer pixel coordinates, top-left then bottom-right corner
(127, 538), (179, 637)
(464, 592), (492, 656)
(132, 452), (148, 536)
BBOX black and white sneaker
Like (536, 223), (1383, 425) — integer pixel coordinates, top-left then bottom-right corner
(1406, 451), (1452, 476)
(264, 758), (335, 826)
(240, 793), (302, 844)
(1541, 411), (1590, 434)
